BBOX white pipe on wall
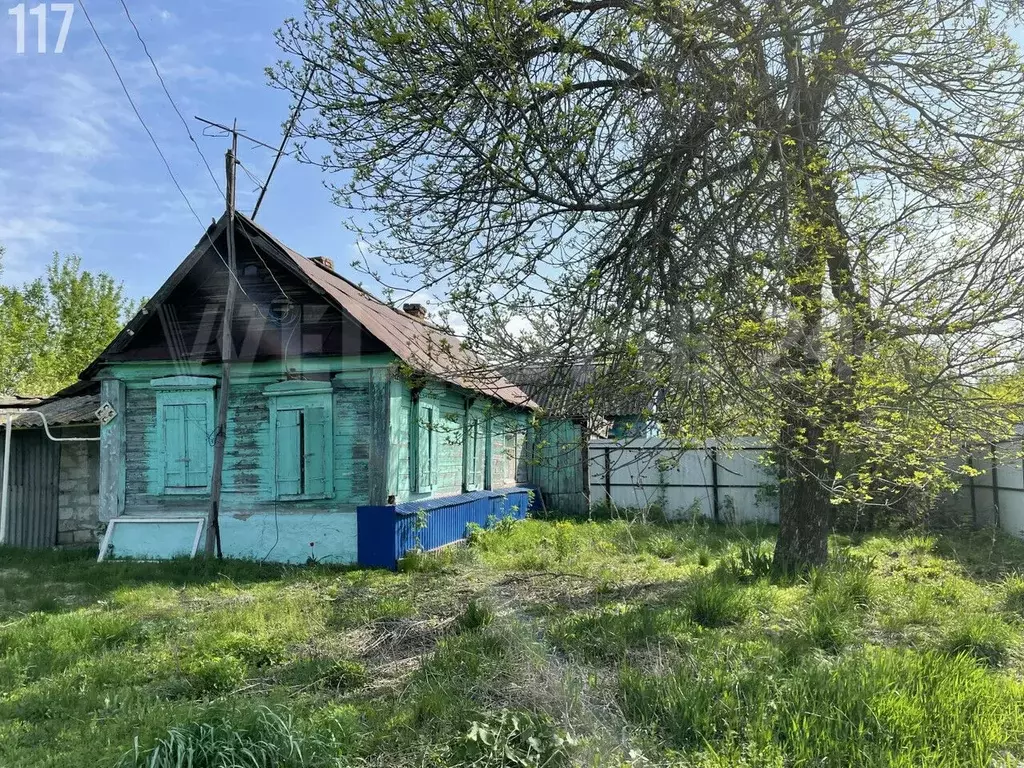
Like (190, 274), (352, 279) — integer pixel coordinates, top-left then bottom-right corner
(1, 415), (12, 545)
(0, 410), (100, 546)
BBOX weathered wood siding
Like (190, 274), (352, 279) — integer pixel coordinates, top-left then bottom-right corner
(102, 232), (389, 364)
(525, 420), (588, 515)
(389, 380), (531, 503)
(118, 361), (387, 519)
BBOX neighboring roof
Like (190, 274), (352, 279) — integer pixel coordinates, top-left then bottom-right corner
(83, 213), (537, 411)
(0, 393), (100, 429)
(510, 360), (659, 418)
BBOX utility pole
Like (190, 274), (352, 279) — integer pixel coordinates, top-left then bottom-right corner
(206, 121), (238, 559)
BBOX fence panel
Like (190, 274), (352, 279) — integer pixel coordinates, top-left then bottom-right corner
(588, 438), (778, 523)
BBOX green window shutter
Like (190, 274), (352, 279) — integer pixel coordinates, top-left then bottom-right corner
(276, 408), (303, 497)
(164, 404), (187, 488)
(474, 420), (485, 489)
(417, 404), (434, 492)
(466, 418), (483, 490)
(303, 406), (329, 498)
(183, 403), (209, 487)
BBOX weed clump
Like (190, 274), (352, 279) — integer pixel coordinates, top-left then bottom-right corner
(458, 598), (496, 633)
(117, 706), (342, 768)
(1002, 574), (1024, 615)
(684, 576), (749, 629)
(940, 615), (1015, 667)
(619, 645), (1024, 766)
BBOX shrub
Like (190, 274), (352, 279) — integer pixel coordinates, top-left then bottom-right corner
(940, 615), (1015, 667)
(684, 576), (748, 629)
(117, 706), (342, 768)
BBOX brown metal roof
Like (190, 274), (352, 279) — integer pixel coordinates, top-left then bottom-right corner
(0, 394), (100, 429)
(238, 215), (538, 410)
(508, 360), (659, 418)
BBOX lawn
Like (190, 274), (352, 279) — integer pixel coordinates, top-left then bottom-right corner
(3, 516), (1024, 767)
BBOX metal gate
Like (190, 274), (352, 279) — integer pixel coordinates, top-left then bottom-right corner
(6, 430), (60, 547)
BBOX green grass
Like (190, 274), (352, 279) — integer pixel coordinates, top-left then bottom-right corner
(3, 519), (1024, 766)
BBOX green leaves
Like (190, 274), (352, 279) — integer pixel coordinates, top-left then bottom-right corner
(0, 252), (134, 396)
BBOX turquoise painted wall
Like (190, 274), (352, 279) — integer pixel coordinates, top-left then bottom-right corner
(389, 380), (531, 503)
(219, 511), (356, 564)
(106, 356), (392, 563)
(101, 356), (534, 562)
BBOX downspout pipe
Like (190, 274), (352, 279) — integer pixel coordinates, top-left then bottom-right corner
(0, 415), (11, 545)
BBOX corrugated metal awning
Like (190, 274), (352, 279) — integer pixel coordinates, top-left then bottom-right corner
(0, 394), (100, 429)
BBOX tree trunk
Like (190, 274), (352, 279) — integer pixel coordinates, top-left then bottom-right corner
(773, 414), (831, 576)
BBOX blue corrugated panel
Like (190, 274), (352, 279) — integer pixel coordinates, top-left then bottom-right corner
(356, 504), (399, 568)
(356, 487), (533, 569)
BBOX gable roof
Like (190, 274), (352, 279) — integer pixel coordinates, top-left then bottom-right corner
(85, 213), (537, 411)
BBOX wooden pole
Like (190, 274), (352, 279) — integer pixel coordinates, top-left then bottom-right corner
(206, 125), (238, 558)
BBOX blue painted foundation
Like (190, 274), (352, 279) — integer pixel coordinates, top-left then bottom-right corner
(357, 486), (534, 569)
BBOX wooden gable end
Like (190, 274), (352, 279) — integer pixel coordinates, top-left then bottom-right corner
(101, 228), (389, 364)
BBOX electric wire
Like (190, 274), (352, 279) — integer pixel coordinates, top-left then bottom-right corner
(117, 0), (224, 198)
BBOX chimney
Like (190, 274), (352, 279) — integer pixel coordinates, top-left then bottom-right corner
(403, 303), (428, 320)
(310, 256), (335, 273)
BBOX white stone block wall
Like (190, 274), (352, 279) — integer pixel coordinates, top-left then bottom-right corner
(57, 438), (101, 546)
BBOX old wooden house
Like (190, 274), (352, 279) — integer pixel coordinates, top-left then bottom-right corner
(84, 213), (536, 563)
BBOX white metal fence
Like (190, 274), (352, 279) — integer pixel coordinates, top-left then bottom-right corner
(588, 438), (779, 523)
(940, 439), (1024, 536)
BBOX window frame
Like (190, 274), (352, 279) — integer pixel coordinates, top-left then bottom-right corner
(411, 396), (437, 494)
(152, 376), (217, 496)
(265, 380), (335, 502)
(464, 414), (484, 492)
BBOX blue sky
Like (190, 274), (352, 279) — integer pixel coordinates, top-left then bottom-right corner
(0, 0), (388, 303)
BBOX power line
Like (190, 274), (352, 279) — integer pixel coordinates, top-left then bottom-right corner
(78, 0), (258, 310)
(116, 0), (223, 198)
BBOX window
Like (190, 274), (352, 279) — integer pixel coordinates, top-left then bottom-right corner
(152, 377), (216, 495)
(412, 399), (437, 493)
(265, 381), (334, 501)
(464, 416), (485, 491)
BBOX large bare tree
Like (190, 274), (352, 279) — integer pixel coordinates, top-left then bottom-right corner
(273, 0), (1024, 570)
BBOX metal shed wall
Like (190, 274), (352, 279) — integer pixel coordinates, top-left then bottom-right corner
(5, 430), (61, 548)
